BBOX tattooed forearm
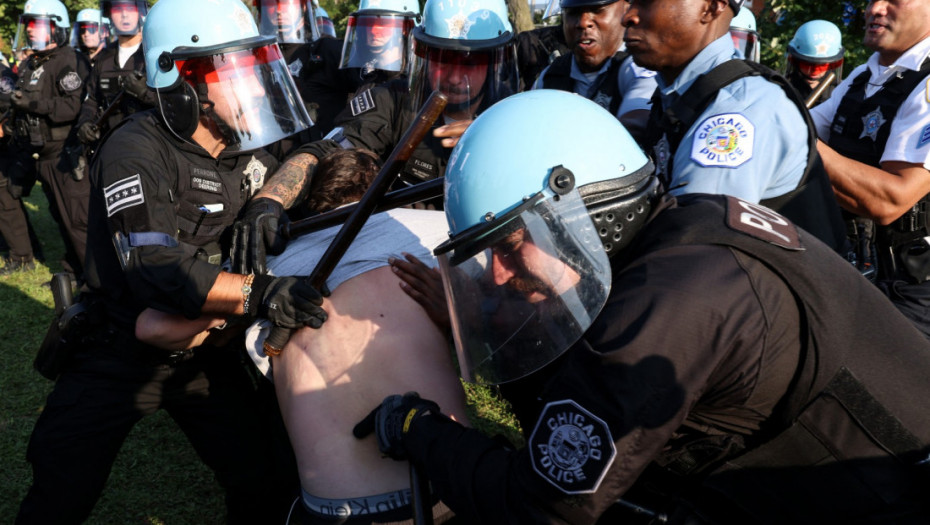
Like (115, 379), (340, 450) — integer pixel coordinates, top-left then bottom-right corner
(258, 153), (318, 209)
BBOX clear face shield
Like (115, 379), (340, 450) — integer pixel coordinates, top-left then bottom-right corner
(340, 13), (415, 73)
(256, 0), (320, 44)
(435, 190), (611, 385)
(317, 15), (336, 38)
(786, 54), (844, 90)
(70, 21), (102, 51)
(408, 39), (519, 121)
(730, 29), (760, 62)
(103, 0), (144, 37)
(542, 0), (561, 22)
(13, 16), (56, 53)
(169, 43), (312, 152)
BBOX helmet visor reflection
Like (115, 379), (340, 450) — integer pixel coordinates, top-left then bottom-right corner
(340, 14), (414, 71)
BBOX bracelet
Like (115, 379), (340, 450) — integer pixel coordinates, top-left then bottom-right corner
(241, 273), (255, 315)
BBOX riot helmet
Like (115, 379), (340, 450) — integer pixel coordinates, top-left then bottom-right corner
(315, 5), (337, 38)
(253, 0), (321, 44)
(101, 0), (147, 37)
(71, 9), (104, 53)
(408, 0), (519, 121)
(340, 0), (419, 75)
(13, 0), (71, 53)
(729, 6), (760, 62)
(434, 90), (658, 384)
(785, 20), (844, 96)
(144, 0), (312, 152)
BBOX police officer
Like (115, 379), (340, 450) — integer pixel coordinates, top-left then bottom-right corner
(785, 20), (845, 107)
(514, 0), (569, 93)
(0, 60), (40, 275)
(339, 0), (420, 92)
(232, 0), (520, 274)
(9, 0), (91, 282)
(533, 0), (656, 142)
(314, 3), (337, 38)
(355, 89), (930, 524)
(812, 0), (930, 338)
(70, 8), (106, 65)
(75, 0), (156, 156)
(16, 0), (323, 522)
(729, 5), (760, 62)
(629, 0), (846, 252)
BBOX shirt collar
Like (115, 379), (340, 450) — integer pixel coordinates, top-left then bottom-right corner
(569, 47), (624, 84)
(866, 35), (930, 80)
(657, 34), (738, 97)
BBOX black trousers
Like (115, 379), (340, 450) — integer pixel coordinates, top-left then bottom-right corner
(17, 336), (299, 525)
(36, 151), (88, 276)
(0, 175), (35, 261)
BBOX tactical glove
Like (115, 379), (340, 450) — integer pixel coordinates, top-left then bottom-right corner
(77, 121), (101, 145)
(248, 274), (327, 329)
(353, 392), (442, 460)
(119, 70), (150, 100)
(231, 197), (290, 275)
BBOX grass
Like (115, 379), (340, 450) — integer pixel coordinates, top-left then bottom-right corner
(0, 187), (521, 524)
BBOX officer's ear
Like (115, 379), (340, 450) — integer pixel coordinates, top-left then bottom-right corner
(158, 81), (200, 139)
(702, 0), (730, 25)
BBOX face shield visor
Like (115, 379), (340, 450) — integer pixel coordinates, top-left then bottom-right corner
(435, 189), (611, 385)
(169, 43), (312, 152)
(730, 29), (760, 62)
(317, 15), (336, 38)
(255, 0), (320, 44)
(70, 21), (102, 51)
(102, 0), (145, 36)
(408, 39), (519, 121)
(14, 16), (58, 53)
(786, 54), (844, 84)
(542, 0), (560, 21)
(340, 13), (415, 73)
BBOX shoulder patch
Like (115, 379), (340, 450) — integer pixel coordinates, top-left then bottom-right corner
(690, 113), (754, 168)
(0, 76), (13, 94)
(287, 58), (303, 78)
(528, 399), (616, 495)
(59, 71), (83, 92)
(725, 196), (803, 250)
(104, 174), (145, 217)
(350, 89), (376, 116)
(919, 124), (930, 149)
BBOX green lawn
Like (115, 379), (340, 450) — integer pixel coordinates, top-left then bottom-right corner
(0, 187), (520, 524)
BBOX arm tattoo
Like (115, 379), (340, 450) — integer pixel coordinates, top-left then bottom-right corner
(258, 153), (318, 209)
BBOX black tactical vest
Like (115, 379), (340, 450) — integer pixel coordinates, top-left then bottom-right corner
(642, 59), (847, 253)
(639, 194), (930, 524)
(542, 51), (628, 117)
(827, 59), (930, 282)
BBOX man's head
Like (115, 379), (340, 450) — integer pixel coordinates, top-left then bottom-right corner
(559, 0), (625, 73)
(101, 0), (146, 37)
(253, 0), (320, 44)
(409, 0), (518, 120)
(14, 0), (70, 53)
(307, 149), (381, 212)
(786, 19), (844, 90)
(315, 5), (337, 38)
(863, 0), (930, 66)
(622, 0), (737, 82)
(434, 89), (659, 384)
(340, 0), (419, 74)
(143, 0), (311, 152)
(71, 9), (104, 52)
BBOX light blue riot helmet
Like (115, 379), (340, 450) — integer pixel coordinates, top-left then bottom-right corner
(434, 90), (658, 385)
(315, 5), (337, 38)
(408, 0), (519, 120)
(730, 6), (760, 62)
(143, 0), (312, 152)
(339, 0), (419, 74)
(13, 0), (71, 53)
(101, 0), (147, 37)
(786, 20), (844, 81)
(70, 9), (104, 52)
(252, 0), (321, 44)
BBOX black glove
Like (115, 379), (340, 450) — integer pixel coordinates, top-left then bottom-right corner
(353, 392), (442, 460)
(119, 70), (149, 100)
(10, 90), (43, 113)
(76, 121), (100, 145)
(231, 197), (290, 275)
(249, 274), (327, 329)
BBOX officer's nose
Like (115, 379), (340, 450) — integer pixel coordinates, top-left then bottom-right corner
(238, 75), (266, 98)
(491, 249), (518, 286)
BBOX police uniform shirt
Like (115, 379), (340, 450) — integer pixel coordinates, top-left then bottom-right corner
(84, 111), (278, 328)
(76, 44), (154, 133)
(810, 35), (930, 169)
(656, 34), (808, 203)
(533, 53), (657, 120)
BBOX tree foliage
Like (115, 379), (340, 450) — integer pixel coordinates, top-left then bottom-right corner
(758, 0), (871, 73)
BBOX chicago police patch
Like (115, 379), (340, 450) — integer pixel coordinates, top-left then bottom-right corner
(690, 113), (754, 168)
(529, 400), (616, 494)
(59, 71), (83, 92)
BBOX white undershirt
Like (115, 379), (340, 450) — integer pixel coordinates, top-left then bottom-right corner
(118, 41), (140, 68)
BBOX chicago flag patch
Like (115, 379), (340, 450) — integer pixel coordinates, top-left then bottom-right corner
(104, 174), (145, 217)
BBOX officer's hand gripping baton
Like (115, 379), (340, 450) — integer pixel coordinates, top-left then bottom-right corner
(804, 71), (836, 109)
(262, 90), (448, 355)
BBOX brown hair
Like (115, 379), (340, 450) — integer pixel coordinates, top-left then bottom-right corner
(306, 148), (381, 213)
